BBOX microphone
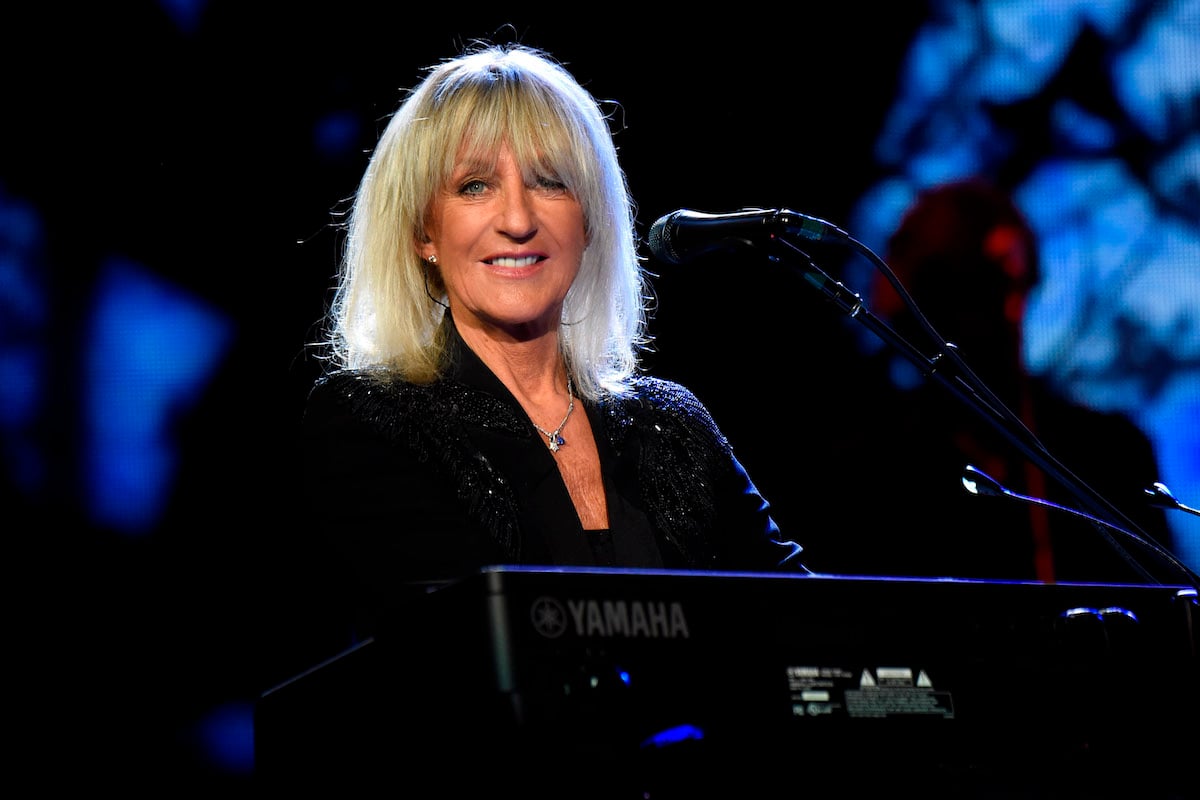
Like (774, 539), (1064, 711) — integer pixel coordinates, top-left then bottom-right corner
(961, 464), (1200, 588)
(647, 208), (848, 265)
(1144, 481), (1200, 518)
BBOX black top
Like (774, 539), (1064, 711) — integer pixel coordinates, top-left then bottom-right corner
(300, 319), (808, 638)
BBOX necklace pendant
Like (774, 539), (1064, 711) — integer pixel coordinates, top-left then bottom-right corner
(548, 436), (562, 452)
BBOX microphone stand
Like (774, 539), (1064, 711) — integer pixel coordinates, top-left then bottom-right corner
(767, 234), (1200, 590)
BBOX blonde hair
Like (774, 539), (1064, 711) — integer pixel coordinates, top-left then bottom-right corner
(321, 43), (650, 401)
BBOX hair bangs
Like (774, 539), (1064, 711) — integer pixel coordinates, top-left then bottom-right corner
(427, 58), (597, 198)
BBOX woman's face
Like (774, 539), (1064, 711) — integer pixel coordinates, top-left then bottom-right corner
(421, 142), (587, 340)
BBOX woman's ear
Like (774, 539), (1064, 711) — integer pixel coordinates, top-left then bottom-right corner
(416, 234), (435, 262)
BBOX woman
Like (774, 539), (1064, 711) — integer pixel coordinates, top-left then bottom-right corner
(302, 43), (809, 636)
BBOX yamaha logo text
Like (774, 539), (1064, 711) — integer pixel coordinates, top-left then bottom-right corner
(530, 595), (690, 640)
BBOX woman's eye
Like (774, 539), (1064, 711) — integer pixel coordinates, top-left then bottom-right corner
(460, 179), (489, 195)
(536, 175), (567, 192)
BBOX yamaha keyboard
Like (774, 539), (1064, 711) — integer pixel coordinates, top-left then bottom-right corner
(257, 568), (1198, 796)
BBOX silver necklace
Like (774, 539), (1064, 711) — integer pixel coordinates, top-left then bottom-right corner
(531, 378), (575, 453)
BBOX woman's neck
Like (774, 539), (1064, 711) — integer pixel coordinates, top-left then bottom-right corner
(453, 314), (568, 410)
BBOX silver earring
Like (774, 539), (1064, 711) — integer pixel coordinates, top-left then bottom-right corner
(428, 255), (438, 264)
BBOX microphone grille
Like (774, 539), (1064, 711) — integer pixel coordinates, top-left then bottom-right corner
(647, 212), (680, 264)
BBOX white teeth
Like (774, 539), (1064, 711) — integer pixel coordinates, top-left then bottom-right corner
(491, 256), (540, 268)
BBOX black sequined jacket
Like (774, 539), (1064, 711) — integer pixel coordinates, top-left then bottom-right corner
(301, 325), (807, 621)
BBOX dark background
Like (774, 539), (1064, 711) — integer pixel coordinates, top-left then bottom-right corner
(5, 1), (1196, 787)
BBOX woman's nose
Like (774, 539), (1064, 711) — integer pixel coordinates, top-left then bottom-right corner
(497, 183), (538, 240)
